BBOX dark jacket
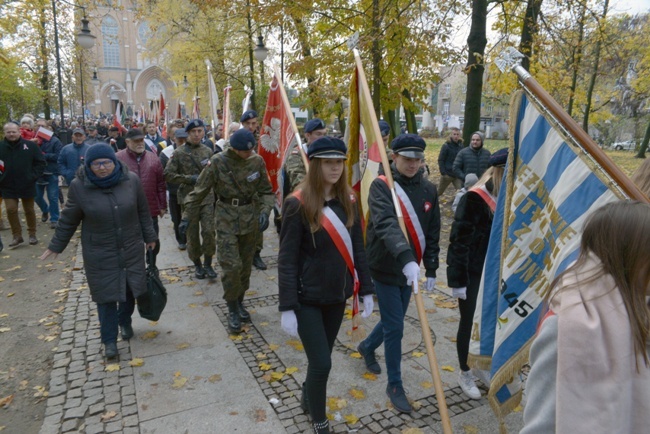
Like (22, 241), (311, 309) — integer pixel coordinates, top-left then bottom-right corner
(438, 139), (463, 178)
(365, 164), (441, 286)
(40, 135), (63, 176)
(446, 188), (494, 287)
(159, 144), (179, 195)
(278, 195), (374, 311)
(453, 146), (491, 181)
(116, 148), (167, 217)
(58, 142), (90, 185)
(48, 164), (157, 304)
(0, 137), (46, 199)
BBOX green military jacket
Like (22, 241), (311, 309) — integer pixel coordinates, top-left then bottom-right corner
(163, 141), (214, 205)
(285, 149), (307, 192)
(183, 148), (274, 235)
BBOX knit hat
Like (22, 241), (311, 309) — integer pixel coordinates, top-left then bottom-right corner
(391, 134), (426, 159)
(471, 131), (485, 146)
(84, 143), (117, 168)
(307, 137), (347, 160)
(229, 129), (257, 151)
(464, 173), (478, 188)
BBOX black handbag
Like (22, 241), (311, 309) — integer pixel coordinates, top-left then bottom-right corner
(137, 248), (168, 321)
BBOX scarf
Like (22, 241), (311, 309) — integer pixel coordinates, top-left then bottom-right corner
(85, 161), (124, 189)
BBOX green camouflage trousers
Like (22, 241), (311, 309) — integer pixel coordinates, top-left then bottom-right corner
(183, 202), (216, 262)
(218, 229), (257, 302)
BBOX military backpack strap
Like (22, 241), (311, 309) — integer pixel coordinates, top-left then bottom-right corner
(182, 145), (206, 173)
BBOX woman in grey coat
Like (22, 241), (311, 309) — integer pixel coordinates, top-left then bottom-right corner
(40, 144), (157, 359)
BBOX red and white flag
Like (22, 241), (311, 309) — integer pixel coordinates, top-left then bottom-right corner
(159, 92), (168, 138)
(113, 102), (127, 133)
(192, 96), (200, 120)
(36, 127), (53, 141)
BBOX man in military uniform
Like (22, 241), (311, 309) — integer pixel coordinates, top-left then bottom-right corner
(163, 119), (217, 279)
(240, 110), (267, 270)
(180, 129), (273, 334)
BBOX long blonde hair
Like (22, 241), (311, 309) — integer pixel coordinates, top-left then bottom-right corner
(473, 166), (505, 198)
(631, 158), (650, 199)
(296, 159), (356, 232)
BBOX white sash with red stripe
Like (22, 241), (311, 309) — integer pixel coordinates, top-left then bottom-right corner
(379, 176), (426, 264)
(469, 185), (496, 212)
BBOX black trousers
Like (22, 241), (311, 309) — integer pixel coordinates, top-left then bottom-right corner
(146, 217), (160, 268)
(168, 192), (186, 245)
(456, 271), (481, 372)
(296, 302), (346, 422)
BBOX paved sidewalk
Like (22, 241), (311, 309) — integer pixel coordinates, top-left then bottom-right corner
(38, 214), (525, 434)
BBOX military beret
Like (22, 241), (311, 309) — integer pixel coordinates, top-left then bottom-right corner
(185, 119), (205, 132)
(304, 118), (326, 133)
(240, 110), (258, 123)
(489, 148), (508, 167)
(378, 120), (391, 137)
(230, 129), (257, 151)
(391, 134), (425, 159)
(307, 137), (347, 160)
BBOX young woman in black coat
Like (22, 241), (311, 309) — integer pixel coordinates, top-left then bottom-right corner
(278, 137), (374, 434)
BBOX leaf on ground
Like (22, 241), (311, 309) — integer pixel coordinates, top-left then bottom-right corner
(284, 367), (298, 375)
(0, 314), (7, 318)
(230, 334), (243, 341)
(100, 410), (118, 421)
(18, 380), (28, 390)
(445, 336), (457, 343)
(0, 328), (10, 333)
(255, 352), (267, 360)
(174, 371), (182, 377)
(149, 321), (158, 326)
(52, 306), (64, 314)
(434, 299), (458, 309)
(261, 373), (272, 382)
(176, 343), (190, 350)
(188, 303), (198, 308)
(0, 395), (14, 408)
(445, 317), (459, 323)
(229, 411), (238, 415)
(421, 381), (433, 389)
(344, 308), (353, 320)
(348, 388), (365, 400)
(193, 290), (204, 296)
(411, 400), (422, 410)
(270, 372), (284, 381)
(128, 358), (144, 367)
(172, 376), (188, 389)
(208, 374), (222, 383)
(327, 397), (347, 411)
(12, 278), (26, 282)
(246, 290), (258, 296)
(462, 424), (479, 434)
(362, 372), (377, 381)
(32, 386), (48, 397)
(285, 339), (304, 351)
(3, 266), (20, 272)
(411, 351), (425, 358)
(141, 331), (159, 340)
(349, 352), (362, 359)
(402, 428), (425, 434)
(259, 322), (269, 327)
(254, 408), (267, 422)
(105, 364), (120, 372)
(183, 281), (197, 287)
(259, 362), (272, 371)
(344, 414), (359, 425)
(160, 274), (180, 283)
(425, 308), (437, 314)
(268, 344), (279, 351)
(441, 365), (455, 372)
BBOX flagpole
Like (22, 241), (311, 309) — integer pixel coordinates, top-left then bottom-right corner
(496, 48), (647, 202)
(353, 48), (453, 434)
(273, 64), (308, 170)
(223, 85), (231, 140)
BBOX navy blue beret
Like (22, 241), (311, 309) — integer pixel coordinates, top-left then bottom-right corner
(230, 129), (257, 151)
(185, 119), (205, 132)
(489, 148), (508, 167)
(240, 110), (258, 123)
(391, 134), (425, 159)
(304, 118), (326, 133)
(378, 120), (391, 137)
(307, 137), (347, 160)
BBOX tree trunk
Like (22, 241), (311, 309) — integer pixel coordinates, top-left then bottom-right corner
(635, 119), (650, 159)
(39, 0), (51, 120)
(402, 89), (417, 133)
(567, 0), (586, 117)
(463, 0), (488, 145)
(371, 0), (382, 118)
(582, 0), (609, 132)
(385, 109), (398, 141)
(519, 0), (543, 71)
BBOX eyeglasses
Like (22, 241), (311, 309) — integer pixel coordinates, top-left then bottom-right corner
(90, 160), (115, 169)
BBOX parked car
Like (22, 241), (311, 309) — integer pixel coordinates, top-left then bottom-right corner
(610, 140), (636, 151)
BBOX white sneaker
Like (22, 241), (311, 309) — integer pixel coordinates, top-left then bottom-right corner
(472, 368), (492, 388)
(458, 370), (481, 400)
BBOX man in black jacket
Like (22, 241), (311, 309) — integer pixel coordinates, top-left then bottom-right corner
(437, 127), (463, 197)
(452, 131), (491, 181)
(34, 118), (63, 228)
(0, 122), (46, 247)
(357, 134), (441, 414)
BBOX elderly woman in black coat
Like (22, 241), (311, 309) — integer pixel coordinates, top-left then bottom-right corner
(41, 144), (157, 359)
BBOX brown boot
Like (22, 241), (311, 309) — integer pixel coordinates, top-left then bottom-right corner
(8, 237), (24, 249)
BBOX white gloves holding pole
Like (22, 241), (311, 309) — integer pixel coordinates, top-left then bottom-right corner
(281, 310), (298, 337)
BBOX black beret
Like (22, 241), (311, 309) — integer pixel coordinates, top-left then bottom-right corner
(185, 119), (205, 132)
(230, 129), (257, 151)
(240, 110), (258, 123)
(489, 147), (508, 167)
(378, 120), (391, 137)
(304, 118), (326, 133)
(391, 134), (426, 159)
(307, 137), (347, 160)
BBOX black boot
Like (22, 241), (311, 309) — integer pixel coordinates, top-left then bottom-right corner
(204, 255), (217, 279)
(300, 382), (309, 413)
(312, 419), (330, 434)
(252, 251), (267, 270)
(104, 342), (118, 359)
(0, 236), (3, 253)
(226, 301), (242, 334)
(194, 259), (206, 279)
(238, 295), (251, 323)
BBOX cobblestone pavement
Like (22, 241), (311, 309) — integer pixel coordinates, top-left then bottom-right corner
(38, 216), (524, 434)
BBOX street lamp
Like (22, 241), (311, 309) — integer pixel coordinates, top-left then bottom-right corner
(253, 35), (268, 63)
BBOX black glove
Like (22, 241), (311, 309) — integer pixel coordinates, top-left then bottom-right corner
(179, 219), (189, 236)
(189, 174), (199, 185)
(258, 213), (269, 232)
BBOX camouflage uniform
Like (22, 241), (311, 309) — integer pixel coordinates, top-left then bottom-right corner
(285, 148), (307, 192)
(163, 141), (216, 262)
(183, 148), (273, 302)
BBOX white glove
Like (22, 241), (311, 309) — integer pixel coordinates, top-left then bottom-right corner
(452, 287), (467, 300)
(361, 296), (374, 318)
(402, 261), (421, 294)
(281, 310), (299, 337)
(425, 277), (436, 291)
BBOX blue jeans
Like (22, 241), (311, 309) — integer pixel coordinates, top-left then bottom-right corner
(35, 174), (60, 222)
(96, 287), (135, 344)
(362, 280), (411, 388)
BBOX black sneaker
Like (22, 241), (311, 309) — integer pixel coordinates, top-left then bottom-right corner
(195, 265), (206, 279)
(300, 382), (309, 413)
(386, 384), (412, 413)
(357, 341), (381, 374)
(120, 324), (134, 340)
(105, 342), (118, 359)
(41, 212), (49, 223)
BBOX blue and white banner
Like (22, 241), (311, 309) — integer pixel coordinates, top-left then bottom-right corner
(468, 90), (624, 424)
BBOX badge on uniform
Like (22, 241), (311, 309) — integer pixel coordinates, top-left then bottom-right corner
(201, 158), (209, 166)
(246, 171), (260, 182)
(424, 201), (432, 212)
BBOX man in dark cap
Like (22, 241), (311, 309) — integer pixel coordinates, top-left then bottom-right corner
(58, 128), (90, 187)
(180, 129), (274, 334)
(107, 126), (126, 151)
(85, 125), (103, 146)
(164, 119), (216, 279)
(356, 134), (441, 414)
(160, 125), (188, 250)
(437, 127), (464, 198)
